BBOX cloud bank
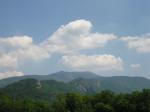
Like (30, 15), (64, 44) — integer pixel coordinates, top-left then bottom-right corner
(0, 71), (24, 79)
(0, 36), (50, 79)
(61, 54), (123, 72)
(122, 34), (150, 53)
(130, 64), (141, 69)
(0, 36), (50, 69)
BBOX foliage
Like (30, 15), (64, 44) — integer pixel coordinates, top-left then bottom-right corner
(0, 89), (150, 112)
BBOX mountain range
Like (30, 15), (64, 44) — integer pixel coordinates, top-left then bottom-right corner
(0, 71), (150, 101)
(0, 71), (99, 87)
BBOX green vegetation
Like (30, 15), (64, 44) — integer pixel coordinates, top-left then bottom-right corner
(0, 79), (77, 101)
(0, 71), (99, 87)
(0, 72), (150, 112)
(0, 89), (150, 112)
(1, 77), (150, 102)
(1, 71), (150, 91)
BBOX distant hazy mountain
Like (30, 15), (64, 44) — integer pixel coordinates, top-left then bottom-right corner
(0, 71), (99, 87)
(0, 72), (150, 101)
(70, 76), (150, 93)
(48, 71), (100, 82)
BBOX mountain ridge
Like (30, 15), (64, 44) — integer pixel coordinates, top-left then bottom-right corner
(0, 71), (150, 101)
(0, 71), (100, 87)
(0, 71), (150, 88)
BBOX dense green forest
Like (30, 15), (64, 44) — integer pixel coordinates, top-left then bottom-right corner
(0, 89), (150, 112)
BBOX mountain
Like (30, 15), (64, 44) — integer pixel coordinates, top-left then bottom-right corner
(48, 71), (100, 82)
(0, 71), (99, 88)
(0, 78), (77, 101)
(70, 76), (150, 93)
(0, 72), (150, 101)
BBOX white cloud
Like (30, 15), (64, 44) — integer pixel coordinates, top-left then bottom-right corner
(42, 19), (117, 54)
(0, 54), (18, 68)
(0, 71), (24, 79)
(0, 36), (50, 69)
(0, 19), (123, 78)
(61, 54), (123, 72)
(0, 36), (33, 48)
(9, 45), (50, 61)
(121, 34), (150, 53)
(130, 64), (141, 69)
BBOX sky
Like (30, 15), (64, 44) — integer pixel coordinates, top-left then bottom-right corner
(0, 0), (150, 79)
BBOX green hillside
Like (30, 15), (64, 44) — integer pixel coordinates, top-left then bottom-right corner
(1, 73), (150, 101)
(0, 71), (99, 88)
(0, 79), (76, 101)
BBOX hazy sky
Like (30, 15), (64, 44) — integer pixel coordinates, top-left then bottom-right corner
(0, 0), (150, 79)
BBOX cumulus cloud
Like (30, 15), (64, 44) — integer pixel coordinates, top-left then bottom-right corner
(0, 36), (51, 79)
(0, 36), (50, 69)
(42, 19), (117, 54)
(0, 71), (24, 79)
(0, 36), (33, 48)
(9, 44), (50, 61)
(61, 54), (123, 72)
(0, 19), (122, 78)
(130, 64), (141, 69)
(0, 53), (18, 68)
(121, 34), (150, 53)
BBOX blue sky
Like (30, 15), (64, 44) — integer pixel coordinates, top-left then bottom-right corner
(0, 0), (150, 79)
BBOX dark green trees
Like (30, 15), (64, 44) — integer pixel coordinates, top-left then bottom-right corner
(0, 89), (150, 112)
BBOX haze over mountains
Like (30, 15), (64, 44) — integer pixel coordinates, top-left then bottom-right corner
(0, 71), (149, 88)
(0, 71), (99, 87)
(0, 71), (150, 101)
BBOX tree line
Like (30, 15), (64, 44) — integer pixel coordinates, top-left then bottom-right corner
(0, 89), (150, 112)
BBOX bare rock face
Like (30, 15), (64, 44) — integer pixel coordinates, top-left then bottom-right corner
(36, 80), (42, 89)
